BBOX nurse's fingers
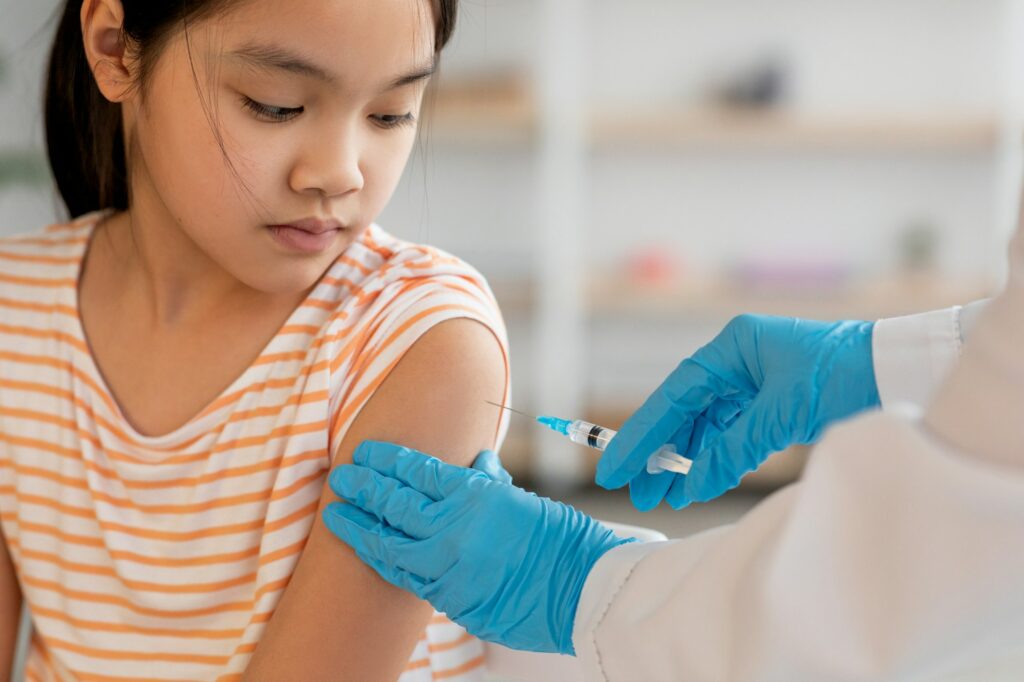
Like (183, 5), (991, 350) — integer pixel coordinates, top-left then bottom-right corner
(329, 464), (440, 539)
(628, 470), (675, 512)
(322, 502), (429, 582)
(664, 402), (743, 509)
(353, 441), (468, 500)
(598, 360), (735, 490)
(682, 404), (770, 504)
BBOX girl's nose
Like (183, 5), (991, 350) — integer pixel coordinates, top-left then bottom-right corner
(289, 126), (365, 199)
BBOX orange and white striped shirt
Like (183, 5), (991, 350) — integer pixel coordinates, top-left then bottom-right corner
(0, 211), (509, 681)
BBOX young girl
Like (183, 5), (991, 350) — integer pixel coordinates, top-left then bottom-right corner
(0, 0), (509, 679)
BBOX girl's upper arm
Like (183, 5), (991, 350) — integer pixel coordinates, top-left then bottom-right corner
(243, 317), (507, 681)
(0, 523), (23, 680)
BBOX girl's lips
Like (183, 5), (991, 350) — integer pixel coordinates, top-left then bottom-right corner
(267, 225), (340, 254)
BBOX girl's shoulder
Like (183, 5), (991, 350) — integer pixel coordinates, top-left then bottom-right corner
(330, 224), (499, 309)
(318, 223), (505, 339)
(341, 223), (487, 285)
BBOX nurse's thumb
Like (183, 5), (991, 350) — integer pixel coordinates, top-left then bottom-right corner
(471, 449), (513, 485)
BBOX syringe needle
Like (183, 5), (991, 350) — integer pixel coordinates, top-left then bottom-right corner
(484, 400), (533, 419)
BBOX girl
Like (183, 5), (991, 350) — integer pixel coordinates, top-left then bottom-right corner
(0, 0), (509, 679)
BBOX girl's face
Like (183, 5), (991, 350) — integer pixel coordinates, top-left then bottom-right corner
(123, 0), (436, 294)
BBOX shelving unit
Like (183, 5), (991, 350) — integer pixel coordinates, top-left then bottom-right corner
(381, 1), (1024, 488)
(522, 0), (1021, 488)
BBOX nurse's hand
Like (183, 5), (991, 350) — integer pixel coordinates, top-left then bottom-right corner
(322, 441), (629, 655)
(599, 315), (879, 510)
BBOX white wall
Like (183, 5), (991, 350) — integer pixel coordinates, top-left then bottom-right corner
(0, 0), (63, 233)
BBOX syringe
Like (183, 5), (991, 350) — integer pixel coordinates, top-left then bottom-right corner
(486, 402), (691, 476)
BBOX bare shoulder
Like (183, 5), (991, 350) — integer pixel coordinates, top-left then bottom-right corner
(338, 317), (508, 467)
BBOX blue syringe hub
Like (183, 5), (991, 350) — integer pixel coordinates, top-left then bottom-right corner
(537, 415), (573, 436)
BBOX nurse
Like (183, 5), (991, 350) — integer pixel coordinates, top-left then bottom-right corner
(323, 224), (1024, 679)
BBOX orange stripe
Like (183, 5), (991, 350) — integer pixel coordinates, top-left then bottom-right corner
(4, 514), (267, 566)
(251, 349), (308, 365)
(0, 414), (327, 469)
(57, 467), (322, 516)
(45, 635), (229, 665)
(303, 298), (338, 311)
(0, 322), (90, 353)
(0, 271), (76, 288)
(336, 254), (373, 275)
(0, 433), (326, 492)
(76, 673), (198, 682)
(428, 631), (477, 653)
(433, 655), (486, 679)
(2, 352), (336, 453)
(403, 656), (431, 671)
(327, 276), (437, 376)
(359, 229), (395, 260)
(1, 281), (469, 454)
(2, 235), (88, 247)
(0, 380), (329, 456)
(0, 351), (119, 414)
(30, 604), (245, 639)
(10, 534), (305, 581)
(329, 303), (483, 443)
(0, 296), (78, 317)
(0, 248), (80, 265)
(194, 360), (327, 420)
(14, 543), (260, 594)
(3, 489), (318, 541)
(278, 323), (324, 335)
(21, 575), (290, 618)
(44, 219), (93, 233)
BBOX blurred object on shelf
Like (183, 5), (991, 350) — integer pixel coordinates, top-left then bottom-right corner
(731, 256), (853, 294)
(708, 52), (790, 110)
(426, 69), (534, 144)
(898, 219), (941, 273)
(624, 245), (685, 289)
(588, 271), (993, 320)
(0, 151), (49, 188)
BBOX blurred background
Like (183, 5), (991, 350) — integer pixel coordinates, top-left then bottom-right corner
(2, 0), (1023, 538)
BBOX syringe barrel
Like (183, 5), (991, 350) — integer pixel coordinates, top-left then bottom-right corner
(565, 419), (693, 476)
(566, 420), (616, 451)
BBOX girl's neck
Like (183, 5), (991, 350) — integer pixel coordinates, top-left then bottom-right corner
(95, 208), (297, 331)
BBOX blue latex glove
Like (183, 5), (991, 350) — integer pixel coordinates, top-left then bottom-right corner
(323, 441), (630, 655)
(599, 315), (880, 511)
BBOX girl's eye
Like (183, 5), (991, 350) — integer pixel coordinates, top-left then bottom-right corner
(241, 96), (303, 123)
(372, 113), (416, 130)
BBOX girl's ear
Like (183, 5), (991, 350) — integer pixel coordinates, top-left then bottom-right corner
(80, 0), (136, 103)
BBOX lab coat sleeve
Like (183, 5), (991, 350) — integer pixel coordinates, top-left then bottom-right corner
(871, 299), (991, 410)
(573, 408), (1024, 681)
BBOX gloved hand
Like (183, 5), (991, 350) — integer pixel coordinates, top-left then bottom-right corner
(599, 314), (879, 511)
(323, 441), (630, 655)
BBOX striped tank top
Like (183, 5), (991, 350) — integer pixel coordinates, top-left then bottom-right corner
(0, 211), (509, 681)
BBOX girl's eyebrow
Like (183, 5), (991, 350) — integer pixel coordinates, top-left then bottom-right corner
(227, 42), (436, 90)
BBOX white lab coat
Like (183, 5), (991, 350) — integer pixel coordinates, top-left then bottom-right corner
(572, 229), (1024, 681)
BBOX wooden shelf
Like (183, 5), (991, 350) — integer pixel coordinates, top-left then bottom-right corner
(424, 86), (999, 153)
(423, 76), (535, 146)
(587, 272), (994, 320)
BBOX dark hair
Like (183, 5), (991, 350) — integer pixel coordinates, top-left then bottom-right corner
(44, 0), (458, 219)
